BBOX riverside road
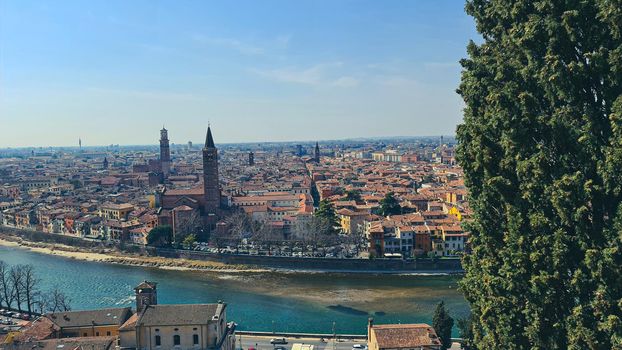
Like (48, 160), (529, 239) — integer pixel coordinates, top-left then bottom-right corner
(236, 335), (462, 350)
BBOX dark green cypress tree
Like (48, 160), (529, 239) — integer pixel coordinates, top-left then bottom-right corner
(380, 192), (401, 216)
(457, 0), (622, 348)
(315, 199), (340, 234)
(433, 301), (454, 350)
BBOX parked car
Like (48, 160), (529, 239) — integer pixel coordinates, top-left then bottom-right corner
(352, 345), (368, 350)
(274, 346), (287, 350)
(270, 338), (288, 345)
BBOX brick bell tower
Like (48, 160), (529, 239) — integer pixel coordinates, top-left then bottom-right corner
(135, 281), (157, 313)
(159, 127), (171, 178)
(202, 126), (220, 226)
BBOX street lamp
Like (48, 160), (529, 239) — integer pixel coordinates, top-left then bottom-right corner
(332, 321), (337, 350)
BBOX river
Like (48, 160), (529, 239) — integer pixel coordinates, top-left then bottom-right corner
(0, 246), (468, 336)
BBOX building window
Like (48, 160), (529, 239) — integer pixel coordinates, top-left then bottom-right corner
(193, 334), (199, 345)
(174, 335), (181, 346)
(107, 331), (111, 336)
(83, 333), (87, 337)
(96, 332), (99, 336)
(155, 335), (161, 346)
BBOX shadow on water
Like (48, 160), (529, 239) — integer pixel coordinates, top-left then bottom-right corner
(327, 305), (369, 316)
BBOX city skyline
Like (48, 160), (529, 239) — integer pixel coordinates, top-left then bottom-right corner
(0, 0), (479, 148)
(0, 132), (455, 149)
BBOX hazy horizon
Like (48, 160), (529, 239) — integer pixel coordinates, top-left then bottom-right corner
(1, 0), (478, 148)
(0, 133), (455, 150)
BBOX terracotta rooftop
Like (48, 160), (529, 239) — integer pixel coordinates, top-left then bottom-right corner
(371, 323), (441, 349)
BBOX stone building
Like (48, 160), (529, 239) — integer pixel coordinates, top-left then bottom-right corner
(119, 281), (236, 350)
(46, 307), (133, 338)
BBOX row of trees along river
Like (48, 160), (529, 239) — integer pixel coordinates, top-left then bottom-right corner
(0, 260), (71, 315)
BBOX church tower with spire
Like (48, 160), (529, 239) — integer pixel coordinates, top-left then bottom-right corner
(314, 142), (321, 163)
(202, 126), (220, 222)
(160, 127), (171, 178)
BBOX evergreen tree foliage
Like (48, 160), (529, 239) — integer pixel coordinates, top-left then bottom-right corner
(457, 0), (622, 348)
(314, 199), (340, 234)
(182, 234), (197, 249)
(147, 225), (173, 247)
(345, 189), (363, 203)
(432, 301), (454, 350)
(457, 315), (478, 350)
(380, 192), (401, 216)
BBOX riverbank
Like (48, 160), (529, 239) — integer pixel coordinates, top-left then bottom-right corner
(0, 227), (464, 274)
(0, 244), (468, 336)
(0, 236), (270, 273)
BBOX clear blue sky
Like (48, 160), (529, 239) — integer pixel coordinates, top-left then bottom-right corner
(0, 0), (479, 147)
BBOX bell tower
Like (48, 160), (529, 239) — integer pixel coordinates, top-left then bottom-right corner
(203, 126), (220, 222)
(135, 281), (157, 313)
(314, 142), (320, 163)
(160, 127), (171, 178)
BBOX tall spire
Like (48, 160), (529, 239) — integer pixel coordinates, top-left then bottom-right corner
(205, 126), (215, 148)
(314, 142), (320, 163)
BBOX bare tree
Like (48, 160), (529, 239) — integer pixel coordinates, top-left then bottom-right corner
(223, 211), (265, 252)
(293, 216), (329, 253)
(20, 265), (39, 314)
(10, 265), (24, 312)
(174, 209), (202, 244)
(253, 222), (282, 254)
(0, 261), (12, 309)
(37, 287), (72, 313)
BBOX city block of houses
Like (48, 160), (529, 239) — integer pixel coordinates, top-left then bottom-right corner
(0, 135), (469, 258)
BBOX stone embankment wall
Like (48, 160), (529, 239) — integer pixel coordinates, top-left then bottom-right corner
(154, 247), (463, 272)
(0, 227), (463, 273)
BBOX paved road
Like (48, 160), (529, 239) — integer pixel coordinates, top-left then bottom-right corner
(237, 335), (366, 350)
(237, 335), (462, 350)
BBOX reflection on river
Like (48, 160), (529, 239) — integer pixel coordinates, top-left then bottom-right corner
(0, 246), (468, 335)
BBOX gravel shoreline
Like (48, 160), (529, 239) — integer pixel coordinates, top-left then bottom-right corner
(0, 236), (271, 273)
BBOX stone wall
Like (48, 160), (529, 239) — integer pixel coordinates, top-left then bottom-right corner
(0, 226), (463, 273)
(152, 247), (463, 272)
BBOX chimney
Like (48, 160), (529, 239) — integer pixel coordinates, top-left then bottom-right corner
(367, 318), (374, 343)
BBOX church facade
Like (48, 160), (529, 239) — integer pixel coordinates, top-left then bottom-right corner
(156, 127), (221, 232)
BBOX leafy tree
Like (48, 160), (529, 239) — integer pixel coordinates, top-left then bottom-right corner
(456, 0), (622, 348)
(314, 199), (340, 234)
(69, 179), (82, 189)
(433, 301), (454, 350)
(345, 190), (362, 203)
(182, 234), (197, 249)
(380, 192), (401, 216)
(147, 225), (173, 247)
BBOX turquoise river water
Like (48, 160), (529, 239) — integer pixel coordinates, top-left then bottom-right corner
(0, 246), (468, 336)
